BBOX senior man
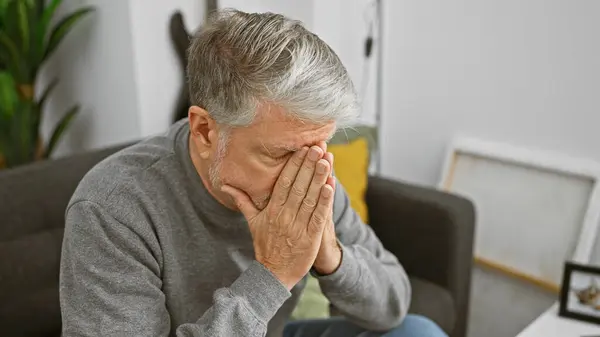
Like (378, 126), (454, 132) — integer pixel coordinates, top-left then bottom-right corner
(59, 9), (446, 337)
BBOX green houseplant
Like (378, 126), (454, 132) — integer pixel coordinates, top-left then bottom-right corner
(0, 0), (93, 169)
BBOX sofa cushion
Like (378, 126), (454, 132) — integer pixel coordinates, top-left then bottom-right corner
(0, 145), (129, 242)
(328, 135), (370, 223)
(0, 227), (63, 297)
(409, 276), (456, 334)
(0, 285), (62, 337)
(0, 144), (129, 337)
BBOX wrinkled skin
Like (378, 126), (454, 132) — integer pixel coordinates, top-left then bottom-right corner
(188, 103), (342, 285)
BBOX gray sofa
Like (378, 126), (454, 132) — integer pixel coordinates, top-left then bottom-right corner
(0, 144), (475, 337)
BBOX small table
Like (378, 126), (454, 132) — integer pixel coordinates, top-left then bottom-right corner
(517, 303), (600, 337)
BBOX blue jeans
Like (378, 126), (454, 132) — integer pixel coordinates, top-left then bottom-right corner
(283, 315), (447, 337)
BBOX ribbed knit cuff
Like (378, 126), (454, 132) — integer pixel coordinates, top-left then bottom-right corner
(229, 261), (291, 323)
(313, 244), (360, 295)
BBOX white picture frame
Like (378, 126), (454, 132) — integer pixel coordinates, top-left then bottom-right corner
(439, 136), (600, 292)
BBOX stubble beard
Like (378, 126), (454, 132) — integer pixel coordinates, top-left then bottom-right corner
(208, 131), (271, 210)
(208, 131), (228, 191)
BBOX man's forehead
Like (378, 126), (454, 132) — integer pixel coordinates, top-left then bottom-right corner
(270, 131), (335, 151)
(253, 104), (337, 149)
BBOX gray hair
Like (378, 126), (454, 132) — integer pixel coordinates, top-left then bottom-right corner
(186, 9), (359, 128)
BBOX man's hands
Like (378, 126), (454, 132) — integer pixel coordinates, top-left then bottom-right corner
(312, 150), (343, 276)
(222, 146), (335, 290)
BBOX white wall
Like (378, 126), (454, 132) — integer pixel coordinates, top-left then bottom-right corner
(42, 0), (377, 156)
(380, 0), (600, 186)
(129, 0), (205, 137)
(220, 0), (314, 28)
(40, 0), (141, 156)
(48, 0), (600, 189)
(41, 0), (208, 156)
(313, 0), (380, 126)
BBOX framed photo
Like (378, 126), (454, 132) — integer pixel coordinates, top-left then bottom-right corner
(559, 262), (600, 325)
(439, 136), (600, 292)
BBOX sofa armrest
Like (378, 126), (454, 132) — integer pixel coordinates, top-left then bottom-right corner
(365, 175), (475, 337)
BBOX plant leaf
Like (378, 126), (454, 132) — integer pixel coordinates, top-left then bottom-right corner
(29, 1), (45, 67)
(3, 1), (21, 46)
(33, 0), (43, 18)
(0, 71), (17, 117)
(17, 0), (29, 53)
(9, 98), (35, 165)
(19, 98), (33, 162)
(38, 0), (61, 39)
(35, 0), (60, 61)
(22, 0), (40, 79)
(32, 77), (57, 136)
(42, 6), (93, 62)
(0, 96), (37, 167)
(44, 104), (78, 158)
(0, 31), (23, 80)
(0, 0), (10, 26)
(38, 77), (57, 109)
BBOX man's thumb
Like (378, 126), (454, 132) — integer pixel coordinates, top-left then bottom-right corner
(221, 185), (259, 219)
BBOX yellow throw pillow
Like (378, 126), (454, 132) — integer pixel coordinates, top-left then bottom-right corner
(328, 136), (370, 224)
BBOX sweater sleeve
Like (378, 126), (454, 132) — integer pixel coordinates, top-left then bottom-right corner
(313, 179), (412, 331)
(60, 200), (290, 337)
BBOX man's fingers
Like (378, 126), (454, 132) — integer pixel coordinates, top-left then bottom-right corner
(326, 175), (336, 189)
(295, 158), (330, 226)
(271, 147), (309, 207)
(307, 184), (334, 236)
(284, 146), (323, 212)
(324, 152), (334, 178)
(221, 185), (259, 221)
(317, 141), (327, 153)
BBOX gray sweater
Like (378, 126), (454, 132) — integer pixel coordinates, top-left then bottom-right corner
(59, 120), (411, 337)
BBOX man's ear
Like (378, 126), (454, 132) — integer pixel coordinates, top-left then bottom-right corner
(188, 106), (217, 158)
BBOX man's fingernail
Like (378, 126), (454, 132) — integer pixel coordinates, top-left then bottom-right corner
(309, 147), (321, 160)
(317, 161), (327, 174)
(323, 186), (333, 197)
